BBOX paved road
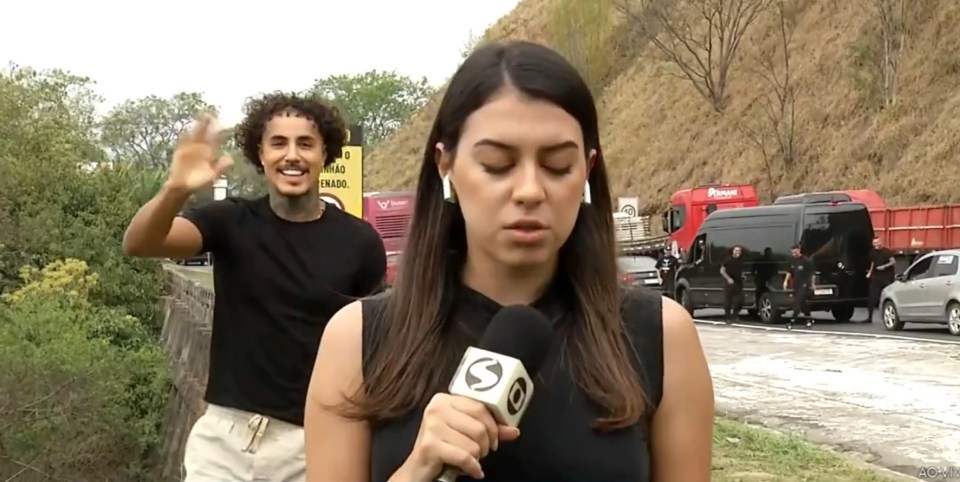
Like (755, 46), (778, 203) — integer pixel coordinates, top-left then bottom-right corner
(694, 307), (959, 342)
(702, 324), (960, 480)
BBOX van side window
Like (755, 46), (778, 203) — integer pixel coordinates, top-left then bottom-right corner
(801, 208), (873, 269)
(706, 228), (740, 263)
(690, 234), (706, 263)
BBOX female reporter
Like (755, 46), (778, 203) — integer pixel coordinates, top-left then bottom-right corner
(304, 40), (714, 482)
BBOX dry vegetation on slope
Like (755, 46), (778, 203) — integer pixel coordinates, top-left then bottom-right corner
(367, 0), (960, 214)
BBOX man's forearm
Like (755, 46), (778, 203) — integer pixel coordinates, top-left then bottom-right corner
(122, 183), (192, 255)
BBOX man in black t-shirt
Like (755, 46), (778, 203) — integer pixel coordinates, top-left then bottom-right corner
(122, 95), (386, 482)
(783, 244), (816, 329)
(721, 245), (745, 324)
(866, 236), (896, 323)
(655, 247), (679, 298)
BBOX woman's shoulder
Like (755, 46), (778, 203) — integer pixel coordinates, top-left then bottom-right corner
(358, 290), (394, 369)
(320, 293), (390, 361)
(620, 287), (665, 332)
(619, 287), (668, 407)
(361, 288), (394, 323)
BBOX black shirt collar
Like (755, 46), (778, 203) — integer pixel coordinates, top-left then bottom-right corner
(453, 278), (570, 327)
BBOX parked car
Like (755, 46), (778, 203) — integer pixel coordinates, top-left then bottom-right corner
(618, 256), (665, 294)
(879, 249), (960, 336)
(173, 252), (211, 266)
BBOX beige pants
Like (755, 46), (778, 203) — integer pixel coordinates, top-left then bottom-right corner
(182, 404), (306, 482)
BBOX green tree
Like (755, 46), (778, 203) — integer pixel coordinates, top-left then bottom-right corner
(220, 127), (269, 198)
(308, 70), (435, 148)
(0, 259), (167, 481)
(0, 65), (170, 479)
(0, 64), (105, 291)
(99, 92), (219, 168)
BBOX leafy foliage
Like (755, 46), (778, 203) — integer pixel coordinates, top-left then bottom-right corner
(0, 259), (168, 481)
(1, 258), (99, 307)
(0, 65), (170, 480)
(99, 92), (219, 168)
(309, 70), (435, 148)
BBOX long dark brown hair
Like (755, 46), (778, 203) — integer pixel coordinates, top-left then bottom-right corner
(341, 40), (648, 431)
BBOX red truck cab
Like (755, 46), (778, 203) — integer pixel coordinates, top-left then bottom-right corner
(662, 184), (760, 255)
(362, 191), (414, 286)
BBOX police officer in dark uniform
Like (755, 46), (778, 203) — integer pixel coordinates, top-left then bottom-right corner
(865, 236), (895, 323)
(655, 247), (679, 298)
(721, 245), (745, 324)
(783, 244), (816, 329)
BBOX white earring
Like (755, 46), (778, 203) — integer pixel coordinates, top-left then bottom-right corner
(583, 180), (592, 205)
(442, 174), (456, 203)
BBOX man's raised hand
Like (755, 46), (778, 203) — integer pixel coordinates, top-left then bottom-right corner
(167, 113), (234, 192)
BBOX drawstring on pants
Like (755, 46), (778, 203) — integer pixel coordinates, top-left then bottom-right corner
(242, 414), (269, 454)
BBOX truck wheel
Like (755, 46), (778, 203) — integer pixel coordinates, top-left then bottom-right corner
(757, 293), (781, 324)
(882, 301), (904, 331)
(831, 304), (855, 322)
(946, 302), (960, 336)
(678, 288), (694, 316)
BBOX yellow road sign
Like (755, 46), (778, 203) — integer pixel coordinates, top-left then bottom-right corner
(319, 125), (364, 218)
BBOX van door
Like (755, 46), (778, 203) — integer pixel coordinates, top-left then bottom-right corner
(684, 233), (709, 306)
(801, 205), (874, 305)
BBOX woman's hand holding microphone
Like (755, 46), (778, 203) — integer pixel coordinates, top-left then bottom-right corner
(391, 393), (520, 482)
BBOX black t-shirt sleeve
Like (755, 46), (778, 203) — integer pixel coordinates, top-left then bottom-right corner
(881, 248), (895, 262)
(179, 198), (239, 254)
(721, 258), (734, 273)
(355, 227), (387, 297)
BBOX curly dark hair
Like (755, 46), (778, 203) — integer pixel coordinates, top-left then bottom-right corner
(234, 92), (347, 172)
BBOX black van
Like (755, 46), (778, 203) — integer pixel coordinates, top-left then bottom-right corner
(674, 202), (874, 323)
(773, 192), (854, 205)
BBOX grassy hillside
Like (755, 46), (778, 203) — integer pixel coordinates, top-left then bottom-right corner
(367, 0), (960, 215)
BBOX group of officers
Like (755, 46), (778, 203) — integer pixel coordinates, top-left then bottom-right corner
(653, 237), (896, 329)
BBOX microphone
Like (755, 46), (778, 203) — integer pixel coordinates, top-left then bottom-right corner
(436, 305), (553, 482)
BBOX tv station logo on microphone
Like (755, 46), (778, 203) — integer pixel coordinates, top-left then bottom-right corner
(450, 347), (535, 426)
(465, 357), (504, 392)
(463, 356), (531, 416)
(506, 378), (528, 415)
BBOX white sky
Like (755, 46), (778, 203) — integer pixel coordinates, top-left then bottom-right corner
(1, 0), (520, 126)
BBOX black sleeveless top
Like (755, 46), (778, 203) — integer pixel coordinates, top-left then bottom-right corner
(360, 282), (665, 482)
